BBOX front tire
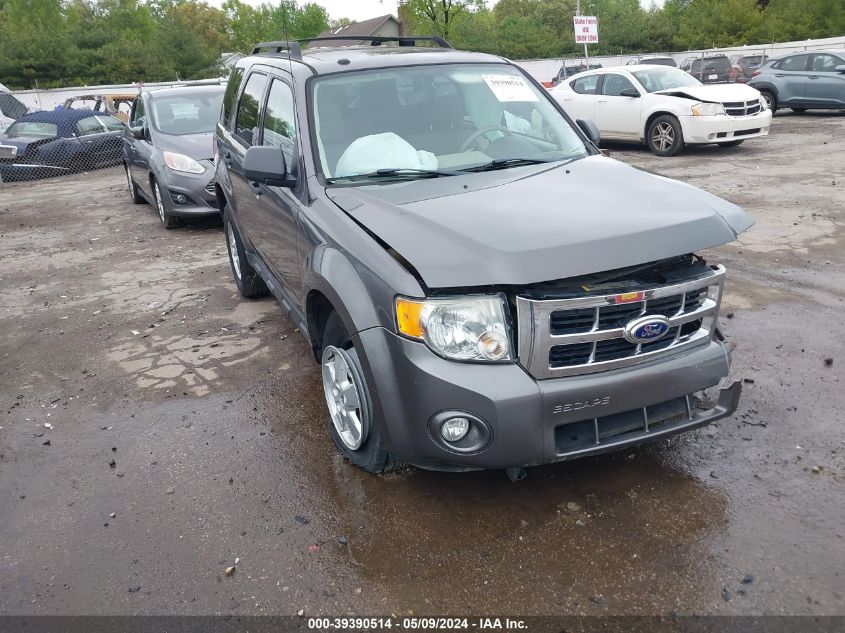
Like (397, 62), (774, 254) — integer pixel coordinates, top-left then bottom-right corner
(647, 115), (685, 157)
(126, 164), (144, 204)
(760, 90), (778, 113)
(321, 311), (392, 474)
(223, 211), (268, 298)
(152, 179), (181, 229)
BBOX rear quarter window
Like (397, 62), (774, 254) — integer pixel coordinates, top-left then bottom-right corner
(222, 67), (245, 127)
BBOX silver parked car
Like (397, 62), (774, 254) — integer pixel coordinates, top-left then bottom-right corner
(123, 85), (225, 228)
(749, 49), (845, 113)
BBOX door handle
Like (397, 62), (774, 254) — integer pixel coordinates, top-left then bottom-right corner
(808, 75), (819, 79)
(597, 99), (608, 103)
(775, 73), (786, 77)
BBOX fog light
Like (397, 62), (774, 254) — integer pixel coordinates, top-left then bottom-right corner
(175, 194), (187, 204)
(441, 417), (470, 442)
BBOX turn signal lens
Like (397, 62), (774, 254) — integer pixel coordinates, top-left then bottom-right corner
(396, 298), (424, 338)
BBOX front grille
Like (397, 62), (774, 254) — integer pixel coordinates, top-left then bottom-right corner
(517, 266), (724, 379)
(554, 393), (699, 455)
(723, 100), (762, 116)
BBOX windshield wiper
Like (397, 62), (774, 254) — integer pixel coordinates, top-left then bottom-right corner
(460, 157), (559, 173)
(327, 167), (459, 183)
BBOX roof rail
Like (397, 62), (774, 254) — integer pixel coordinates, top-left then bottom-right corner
(299, 35), (453, 49)
(251, 41), (303, 60)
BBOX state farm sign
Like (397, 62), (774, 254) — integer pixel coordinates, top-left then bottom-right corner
(574, 16), (599, 44)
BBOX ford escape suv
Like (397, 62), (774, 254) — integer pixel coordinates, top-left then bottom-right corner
(215, 36), (752, 474)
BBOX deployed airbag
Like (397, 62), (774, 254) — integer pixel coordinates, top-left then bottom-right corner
(335, 133), (437, 177)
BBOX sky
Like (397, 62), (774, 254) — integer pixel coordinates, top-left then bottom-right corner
(206, 0), (663, 22)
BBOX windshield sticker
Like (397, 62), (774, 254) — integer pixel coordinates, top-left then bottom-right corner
(482, 75), (538, 102)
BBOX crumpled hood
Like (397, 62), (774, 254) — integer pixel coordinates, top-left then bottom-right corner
(154, 131), (214, 161)
(656, 83), (761, 103)
(327, 155), (753, 289)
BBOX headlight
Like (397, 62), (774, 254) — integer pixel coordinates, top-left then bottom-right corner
(395, 296), (511, 361)
(691, 102), (726, 116)
(163, 151), (205, 174)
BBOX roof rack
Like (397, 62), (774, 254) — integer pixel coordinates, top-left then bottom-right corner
(299, 35), (453, 49)
(251, 40), (303, 60)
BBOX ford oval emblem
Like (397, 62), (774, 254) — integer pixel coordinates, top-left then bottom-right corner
(623, 315), (671, 344)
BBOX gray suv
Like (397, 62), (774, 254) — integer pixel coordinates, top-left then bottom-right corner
(215, 36), (752, 474)
(749, 50), (845, 113)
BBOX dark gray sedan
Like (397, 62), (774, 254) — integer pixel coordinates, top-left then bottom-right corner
(123, 85), (224, 228)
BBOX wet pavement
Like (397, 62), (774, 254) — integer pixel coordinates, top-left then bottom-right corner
(1, 112), (843, 617)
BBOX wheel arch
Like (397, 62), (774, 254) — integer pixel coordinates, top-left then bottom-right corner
(642, 110), (679, 142)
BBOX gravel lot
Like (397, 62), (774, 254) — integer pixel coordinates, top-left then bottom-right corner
(1, 112), (843, 617)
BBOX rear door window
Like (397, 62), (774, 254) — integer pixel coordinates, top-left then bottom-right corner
(77, 116), (106, 136)
(571, 75), (599, 95)
(234, 72), (268, 147)
(97, 115), (125, 131)
(778, 55), (810, 72)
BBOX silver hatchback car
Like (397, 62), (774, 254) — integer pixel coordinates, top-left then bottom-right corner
(749, 49), (845, 113)
(123, 85), (225, 228)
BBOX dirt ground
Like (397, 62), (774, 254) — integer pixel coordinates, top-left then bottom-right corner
(1, 111), (843, 618)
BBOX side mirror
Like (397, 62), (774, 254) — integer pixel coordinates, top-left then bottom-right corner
(836, 65), (845, 73)
(243, 145), (295, 188)
(576, 119), (600, 146)
(129, 125), (145, 140)
(620, 88), (641, 98)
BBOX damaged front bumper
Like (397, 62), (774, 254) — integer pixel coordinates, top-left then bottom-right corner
(680, 110), (773, 144)
(356, 326), (741, 471)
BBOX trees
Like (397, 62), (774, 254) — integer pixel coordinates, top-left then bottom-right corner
(0, 0), (328, 89)
(0, 0), (843, 90)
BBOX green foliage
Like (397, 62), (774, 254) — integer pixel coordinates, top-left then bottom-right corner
(0, 0), (843, 89)
(410, 0), (845, 58)
(0, 0), (329, 89)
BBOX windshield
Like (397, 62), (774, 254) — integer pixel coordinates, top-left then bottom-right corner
(632, 67), (702, 93)
(150, 92), (224, 136)
(5, 121), (57, 138)
(312, 64), (589, 182)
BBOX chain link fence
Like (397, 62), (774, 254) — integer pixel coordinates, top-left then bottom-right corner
(515, 35), (845, 85)
(0, 79), (225, 186)
(0, 110), (127, 183)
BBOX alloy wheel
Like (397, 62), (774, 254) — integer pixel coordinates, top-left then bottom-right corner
(154, 183), (165, 223)
(227, 222), (242, 281)
(652, 122), (675, 153)
(321, 345), (366, 450)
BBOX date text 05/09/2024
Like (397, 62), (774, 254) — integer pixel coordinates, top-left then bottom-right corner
(306, 617), (528, 630)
